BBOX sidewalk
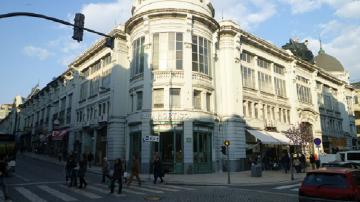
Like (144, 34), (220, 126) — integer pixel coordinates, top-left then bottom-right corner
(23, 152), (306, 186)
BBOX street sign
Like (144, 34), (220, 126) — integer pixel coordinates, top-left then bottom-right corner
(314, 138), (321, 146)
(143, 135), (159, 142)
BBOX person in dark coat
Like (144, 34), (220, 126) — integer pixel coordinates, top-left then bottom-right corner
(65, 155), (72, 185)
(78, 154), (88, 188)
(127, 155), (141, 186)
(110, 158), (123, 194)
(88, 152), (94, 168)
(69, 156), (78, 187)
(281, 153), (290, 174)
(153, 156), (164, 184)
(299, 153), (306, 173)
(310, 153), (316, 170)
(0, 155), (10, 200)
(102, 157), (109, 183)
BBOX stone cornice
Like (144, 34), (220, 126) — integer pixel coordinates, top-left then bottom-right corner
(125, 8), (219, 34)
(69, 29), (126, 68)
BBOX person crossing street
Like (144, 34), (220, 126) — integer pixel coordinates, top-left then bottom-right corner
(153, 156), (164, 184)
(110, 158), (123, 194)
(127, 155), (141, 187)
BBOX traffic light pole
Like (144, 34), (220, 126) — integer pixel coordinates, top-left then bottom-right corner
(226, 145), (230, 184)
(0, 12), (114, 46)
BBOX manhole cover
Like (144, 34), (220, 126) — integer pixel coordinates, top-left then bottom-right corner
(144, 195), (161, 201)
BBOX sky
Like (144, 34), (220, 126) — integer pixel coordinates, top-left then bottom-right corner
(0, 0), (359, 104)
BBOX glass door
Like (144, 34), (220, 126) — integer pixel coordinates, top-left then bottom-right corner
(193, 131), (212, 173)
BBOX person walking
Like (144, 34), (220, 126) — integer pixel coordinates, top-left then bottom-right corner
(110, 158), (123, 194)
(88, 152), (94, 168)
(69, 156), (78, 187)
(299, 153), (306, 173)
(102, 157), (109, 183)
(0, 155), (10, 201)
(65, 155), (72, 185)
(310, 153), (316, 170)
(127, 155), (141, 186)
(281, 153), (290, 174)
(153, 156), (164, 184)
(78, 154), (88, 189)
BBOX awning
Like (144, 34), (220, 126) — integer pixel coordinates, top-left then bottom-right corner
(266, 131), (292, 145)
(247, 129), (282, 145)
(52, 129), (68, 141)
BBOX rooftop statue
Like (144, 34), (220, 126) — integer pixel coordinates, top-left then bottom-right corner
(282, 39), (314, 64)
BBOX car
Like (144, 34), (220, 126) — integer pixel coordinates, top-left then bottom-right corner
(322, 162), (360, 169)
(299, 167), (360, 202)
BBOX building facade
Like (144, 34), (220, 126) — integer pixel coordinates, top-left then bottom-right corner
(1, 0), (356, 173)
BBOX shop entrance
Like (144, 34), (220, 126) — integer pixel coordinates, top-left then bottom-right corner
(129, 132), (142, 169)
(193, 131), (212, 173)
(152, 131), (183, 174)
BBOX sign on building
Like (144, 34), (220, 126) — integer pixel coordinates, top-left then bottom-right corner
(143, 135), (159, 142)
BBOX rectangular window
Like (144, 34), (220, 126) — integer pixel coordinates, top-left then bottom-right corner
(80, 81), (88, 101)
(170, 88), (181, 108)
(273, 64), (285, 75)
(240, 51), (253, 63)
(274, 77), (286, 97)
(192, 35), (211, 75)
(206, 93), (211, 112)
(287, 110), (290, 123)
(130, 94), (134, 112)
(254, 103), (258, 119)
(257, 57), (270, 69)
(193, 90), (201, 109)
(131, 36), (145, 76)
(101, 73), (111, 90)
(152, 33), (159, 70)
(278, 108), (282, 122)
(248, 102), (252, 118)
(102, 54), (111, 66)
(258, 72), (273, 93)
(283, 109), (287, 123)
(153, 89), (164, 108)
(136, 91), (143, 110)
(241, 66), (256, 89)
(176, 33), (183, 70)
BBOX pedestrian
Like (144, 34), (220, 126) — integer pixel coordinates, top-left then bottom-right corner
(110, 158), (123, 194)
(78, 155), (88, 189)
(294, 157), (301, 173)
(310, 153), (316, 170)
(88, 152), (94, 168)
(102, 157), (109, 183)
(65, 155), (72, 185)
(153, 156), (164, 184)
(299, 153), (306, 173)
(127, 155), (141, 186)
(281, 153), (290, 174)
(0, 155), (11, 201)
(69, 156), (78, 187)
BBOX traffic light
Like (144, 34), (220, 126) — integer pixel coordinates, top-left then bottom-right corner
(72, 13), (85, 42)
(221, 146), (226, 155)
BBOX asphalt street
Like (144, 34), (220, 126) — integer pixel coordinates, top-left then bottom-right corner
(1, 155), (301, 202)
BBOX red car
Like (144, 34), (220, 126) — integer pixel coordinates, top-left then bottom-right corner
(299, 167), (360, 202)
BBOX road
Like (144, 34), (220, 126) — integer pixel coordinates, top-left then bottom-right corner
(1, 155), (300, 202)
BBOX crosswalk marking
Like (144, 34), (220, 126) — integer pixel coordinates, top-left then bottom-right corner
(59, 185), (102, 199)
(86, 185), (126, 197)
(290, 188), (299, 192)
(142, 185), (179, 192)
(38, 185), (77, 201)
(274, 183), (301, 190)
(15, 187), (47, 202)
(161, 184), (195, 191)
(128, 186), (164, 194)
(95, 183), (146, 195)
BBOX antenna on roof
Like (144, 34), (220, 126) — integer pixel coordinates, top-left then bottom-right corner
(221, 9), (224, 20)
(319, 35), (325, 54)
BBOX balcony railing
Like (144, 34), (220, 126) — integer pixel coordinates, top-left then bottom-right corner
(152, 70), (184, 81)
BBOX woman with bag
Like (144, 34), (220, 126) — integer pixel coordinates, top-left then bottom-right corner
(110, 158), (123, 194)
(78, 155), (88, 189)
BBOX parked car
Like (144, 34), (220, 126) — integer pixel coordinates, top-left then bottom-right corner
(299, 168), (360, 202)
(322, 162), (360, 169)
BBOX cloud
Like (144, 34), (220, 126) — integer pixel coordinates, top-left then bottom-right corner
(306, 22), (360, 81)
(279, 0), (322, 14)
(335, 1), (360, 19)
(80, 0), (132, 33)
(212, 0), (277, 30)
(23, 46), (52, 60)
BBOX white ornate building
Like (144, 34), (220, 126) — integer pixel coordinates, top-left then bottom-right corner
(2, 0), (356, 173)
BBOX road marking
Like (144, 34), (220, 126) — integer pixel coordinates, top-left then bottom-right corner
(274, 183), (301, 190)
(290, 188), (299, 192)
(143, 185), (179, 192)
(38, 185), (77, 201)
(87, 185), (126, 197)
(59, 185), (102, 199)
(161, 184), (195, 191)
(128, 186), (164, 194)
(9, 181), (65, 186)
(13, 173), (31, 182)
(15, 187), (47, 202)
(95, 183), (145, 195)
